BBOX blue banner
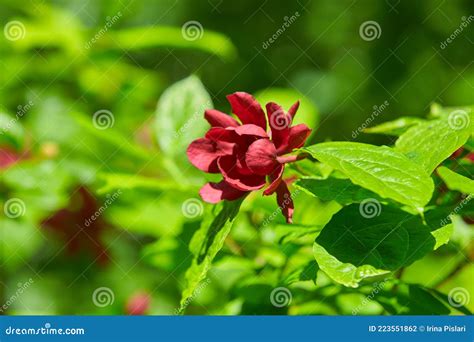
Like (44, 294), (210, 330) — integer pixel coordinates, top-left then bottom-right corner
(0, 316), (472, 341)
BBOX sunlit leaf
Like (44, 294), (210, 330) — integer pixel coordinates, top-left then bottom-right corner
(437, 166), (474, 194)
(179, 200), (242, 313)
(303, 142), (434, 210)
(395, 118), (472, 174)
(363, 117), (424, 136)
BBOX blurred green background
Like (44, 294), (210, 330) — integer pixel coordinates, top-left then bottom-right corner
(0, 0), (473, 315)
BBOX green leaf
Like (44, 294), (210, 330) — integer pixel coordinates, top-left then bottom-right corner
(377, 284), (451, 315)
(295, 177), (382, 205)
(254, 87), (319, 130)
(313, 204), (438, 287)
(431, 224), (454, 250)
(284, 260), (319, 285)
(155, 75), (212, 160)
(395, 118), (472, 174)
(303, 142), (434, 210)
(179, 200), (242, 313)
(101, 26), (237, 60)
(437, 166), (474, 194)
(274, 224), (323, 245)
(363, 117), (424, 136)
(313, 243), (390, 288)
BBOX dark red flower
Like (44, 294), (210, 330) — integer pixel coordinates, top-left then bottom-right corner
(187, 92), (311, 223)
(42, 187), (110, 265)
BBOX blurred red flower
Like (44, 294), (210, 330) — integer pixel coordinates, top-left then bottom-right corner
(125, 292), (151, 315)
(0, 147), (21, 169)
(42, 187), (109, 265)
(187, 92), (311, 223)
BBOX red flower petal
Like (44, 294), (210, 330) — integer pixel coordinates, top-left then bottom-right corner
(263, 165), (284, 195)
(187, 138), (234, 173)
(205, 109), (239, 128)
(234, 124), (268, 138)
(277, 124), (312, 155)
(245, 139), (278, 175)
(227, 92), (267, 130)
(266, 102), (292, 150)
(276, 181), (294, 223)
(218, 155), (266, 191)
(288, 100), (300, 119)
(200, 181), (248, 203)
(206, 127), (239, 143)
